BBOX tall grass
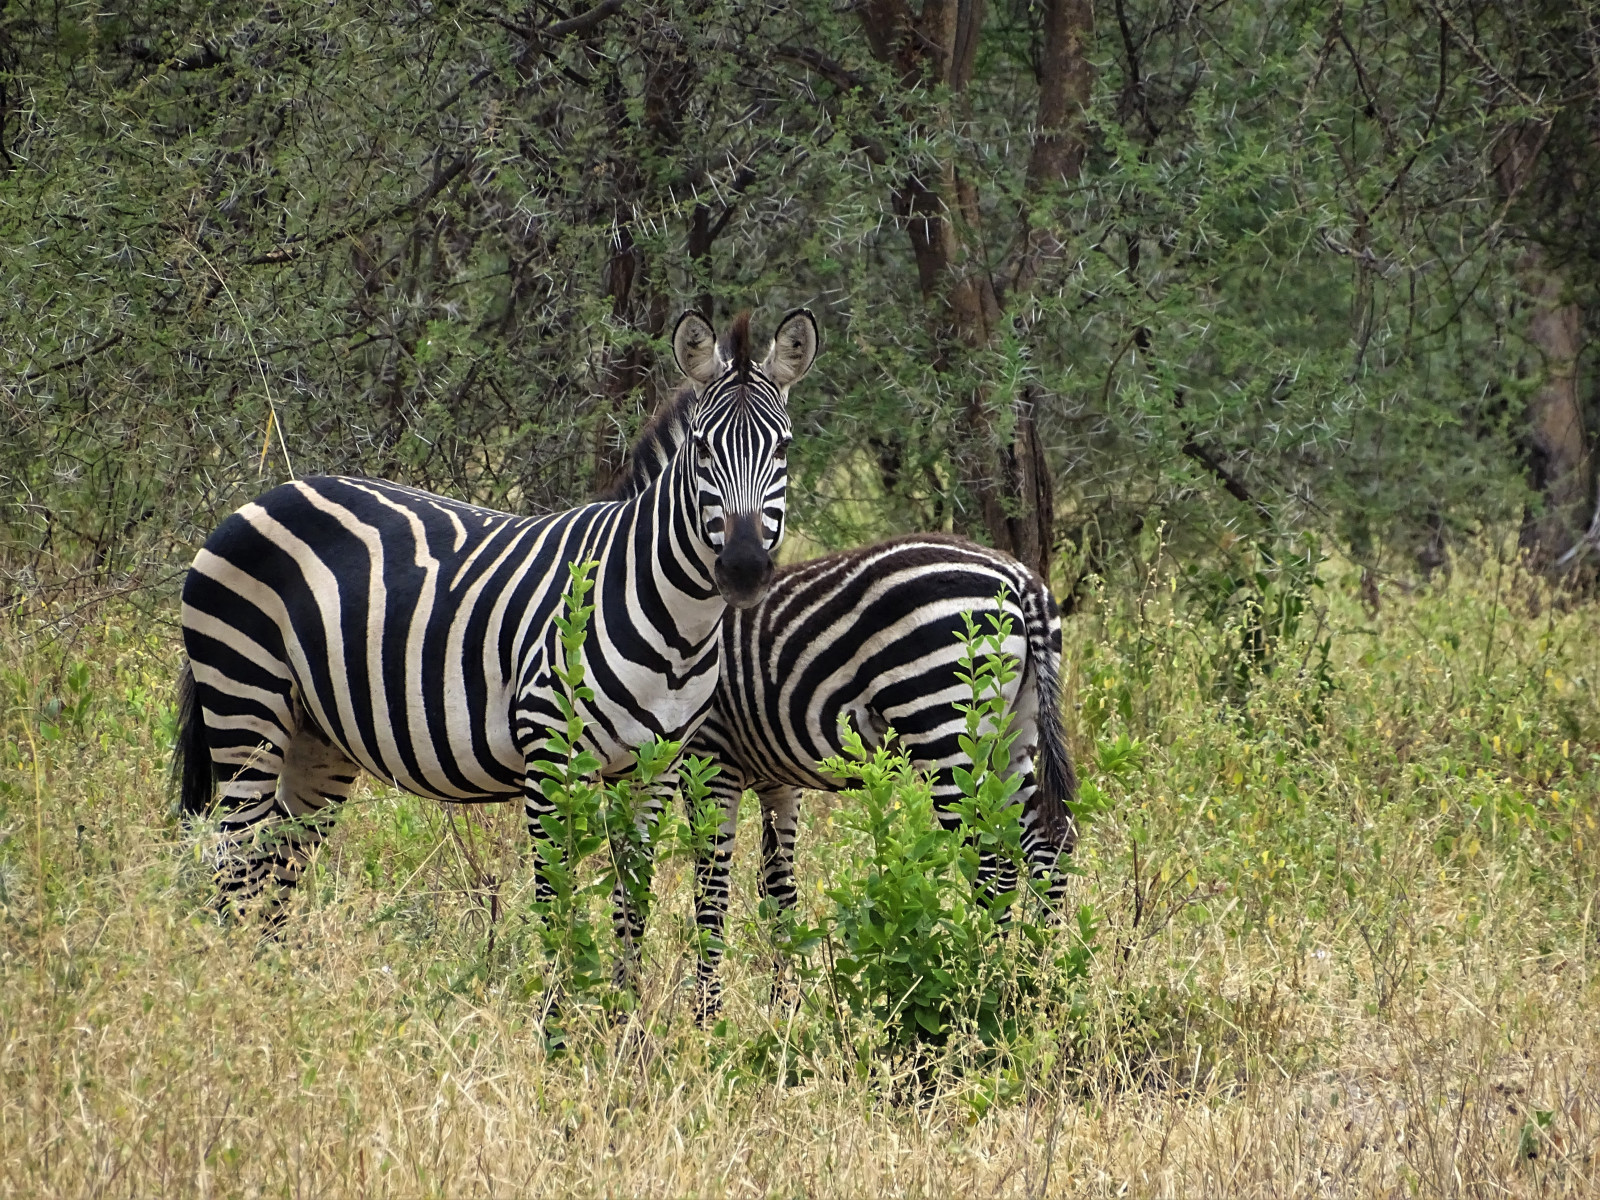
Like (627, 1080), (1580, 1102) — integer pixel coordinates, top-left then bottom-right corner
(1, 548), (1596, 1197)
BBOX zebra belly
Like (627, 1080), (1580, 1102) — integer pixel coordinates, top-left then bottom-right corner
(314, 688), (526, 803)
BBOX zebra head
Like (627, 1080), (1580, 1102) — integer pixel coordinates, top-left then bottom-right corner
(673, 308), (818, 610)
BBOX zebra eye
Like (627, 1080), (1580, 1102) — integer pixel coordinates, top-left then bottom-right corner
(693, 434), (713, 465)
(774, 436), (792, 459)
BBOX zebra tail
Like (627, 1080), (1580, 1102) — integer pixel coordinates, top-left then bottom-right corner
(171, 660), (217, 818)
(1023, 580), (1079, 852)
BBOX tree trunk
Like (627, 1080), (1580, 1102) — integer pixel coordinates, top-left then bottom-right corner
(1515, 245), (1591, 567)
(857, 0), (1092, 581)
(591, 14), (704, 490)
(1494, 122), (1593, 570)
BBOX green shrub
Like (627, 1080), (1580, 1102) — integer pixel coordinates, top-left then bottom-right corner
(524, 560), (704, 1042)
(795, 601), (1099, 1063)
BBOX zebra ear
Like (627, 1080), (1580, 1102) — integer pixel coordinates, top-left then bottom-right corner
(763, 309), (819, 387)
(673, 311), (721, 385)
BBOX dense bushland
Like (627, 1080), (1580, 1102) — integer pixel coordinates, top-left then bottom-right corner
(4, 0), (1600, 598)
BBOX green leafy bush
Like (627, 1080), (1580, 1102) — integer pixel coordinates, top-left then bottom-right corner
(523, 560), (704, 1042)
(795, 602), (1098, 1061)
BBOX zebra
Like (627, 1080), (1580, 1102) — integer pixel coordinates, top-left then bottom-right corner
(683, 535), (1080, 1015)
(172, 308), (819, 926)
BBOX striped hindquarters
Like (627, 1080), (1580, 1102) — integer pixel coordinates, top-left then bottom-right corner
(681, 533), (1081, 1015)
(702, 534), (1076, 833)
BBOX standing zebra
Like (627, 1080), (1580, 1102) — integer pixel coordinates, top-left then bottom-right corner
(173, 308), (818, 922)
(685, 535), (1080, 1015)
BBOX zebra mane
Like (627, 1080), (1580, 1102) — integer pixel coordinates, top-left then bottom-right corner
(594, 384), (697, 502)
(727, 310), (752, 385)
(595, 311), (759, 502)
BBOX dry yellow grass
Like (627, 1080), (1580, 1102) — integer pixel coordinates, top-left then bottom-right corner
(2, 553), (1596, 1198)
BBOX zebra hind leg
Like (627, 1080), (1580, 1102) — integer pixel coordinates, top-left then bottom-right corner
(209, 709), (358, 930)
(939, 754), (1069, 929)
(756, 783), (803, 1009)
(928, 764), (1022, 924)
(1019, 794), (1070, 923)
(1009, 732), (1071, 923)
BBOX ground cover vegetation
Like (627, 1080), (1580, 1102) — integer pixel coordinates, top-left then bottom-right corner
(4, 0), (1600, 1194)
(2, 548), (1598, 1196)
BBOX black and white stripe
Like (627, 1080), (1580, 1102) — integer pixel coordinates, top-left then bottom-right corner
(684, 535), (1080, 1014)
(173, 309), (818, 918)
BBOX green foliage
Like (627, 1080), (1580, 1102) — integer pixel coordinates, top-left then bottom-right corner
(945, 603), (1029, 914)
(5, 0), (1596, 598)
(800, 604), (1098, 1061)
(512, 558), (727, 1042)
(524, 560), (680, 1039)
(813, 731), (986, 1047)
(1076, 547), (1599, 963)
(1183, 533), (1336, 716)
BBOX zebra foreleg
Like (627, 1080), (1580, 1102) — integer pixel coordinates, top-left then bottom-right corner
(756, 783), (803, 1009)
(518, 717), (585, 905)
(687, 771), (746, 1023)
(608, 778), (666, 1000)
(520, 762), (564, 905)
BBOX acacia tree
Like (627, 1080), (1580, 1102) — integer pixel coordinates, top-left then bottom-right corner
(1459, 1), (1600, 570)
(2, 0), (1596, 601)
(845, 0), (1093, 578)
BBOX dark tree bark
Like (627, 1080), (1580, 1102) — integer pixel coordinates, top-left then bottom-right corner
(856, 0), (1093, 581)
(1494, 123), (1594, 569)
(591, 8), (705, 487)
(1514, 245), (1591, 566)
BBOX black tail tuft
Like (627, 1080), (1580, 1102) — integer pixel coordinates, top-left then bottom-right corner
(171, 661), (217, 818)
(1023, 582), (1079, 853)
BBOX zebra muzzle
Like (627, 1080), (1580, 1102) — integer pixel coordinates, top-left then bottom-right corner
(714, 513), (774, 609)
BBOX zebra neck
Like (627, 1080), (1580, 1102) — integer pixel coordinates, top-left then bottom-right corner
(628, 446), (725, 643)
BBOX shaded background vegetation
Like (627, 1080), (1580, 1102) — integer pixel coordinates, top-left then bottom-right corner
(4, 0), (1599, 601)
